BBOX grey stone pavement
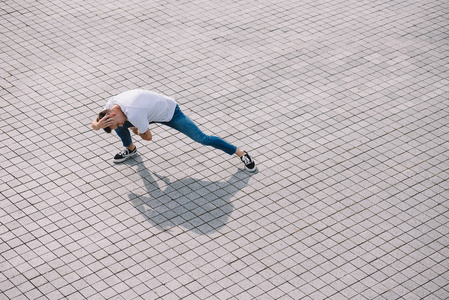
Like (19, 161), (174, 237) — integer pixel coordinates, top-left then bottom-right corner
(1, 0), (448, 299)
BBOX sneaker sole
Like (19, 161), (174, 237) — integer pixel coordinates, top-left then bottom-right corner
(245, 163), (257, 172)
(113, 151), (138, 163)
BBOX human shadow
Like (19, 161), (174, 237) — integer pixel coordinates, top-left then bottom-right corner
(127, 156), (254, 234)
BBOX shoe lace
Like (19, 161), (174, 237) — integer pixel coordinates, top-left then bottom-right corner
(119, 148), (129, 156)
(242, 154), (252, 165)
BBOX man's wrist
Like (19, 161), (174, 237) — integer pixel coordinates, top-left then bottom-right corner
(92, 121), (100, 130)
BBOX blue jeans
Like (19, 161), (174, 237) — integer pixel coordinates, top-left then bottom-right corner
(115, 105), (237, 155)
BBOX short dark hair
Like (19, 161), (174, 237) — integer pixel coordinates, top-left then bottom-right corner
(97, 109), (112, 133)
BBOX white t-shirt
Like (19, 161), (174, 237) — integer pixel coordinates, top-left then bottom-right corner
(104, 89), (177, 133)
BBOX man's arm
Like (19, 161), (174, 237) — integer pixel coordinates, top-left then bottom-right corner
(132, 127), (152, 141)
(140, 128), (152, 141)
(92, 114), (111, 130)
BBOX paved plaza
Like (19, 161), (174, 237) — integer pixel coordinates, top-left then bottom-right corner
(1, 0), (448, 299)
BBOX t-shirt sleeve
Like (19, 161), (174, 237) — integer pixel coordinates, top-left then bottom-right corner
(126, 107), (149, 133)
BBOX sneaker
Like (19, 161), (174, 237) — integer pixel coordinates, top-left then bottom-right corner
(241, 152), (257, 172)
(113, 147), (137, 163)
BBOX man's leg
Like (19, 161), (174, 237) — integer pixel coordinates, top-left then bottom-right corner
(113, 121), (137, 163)
(163, 106), (237, 155)
(162, 106), (256, 171)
